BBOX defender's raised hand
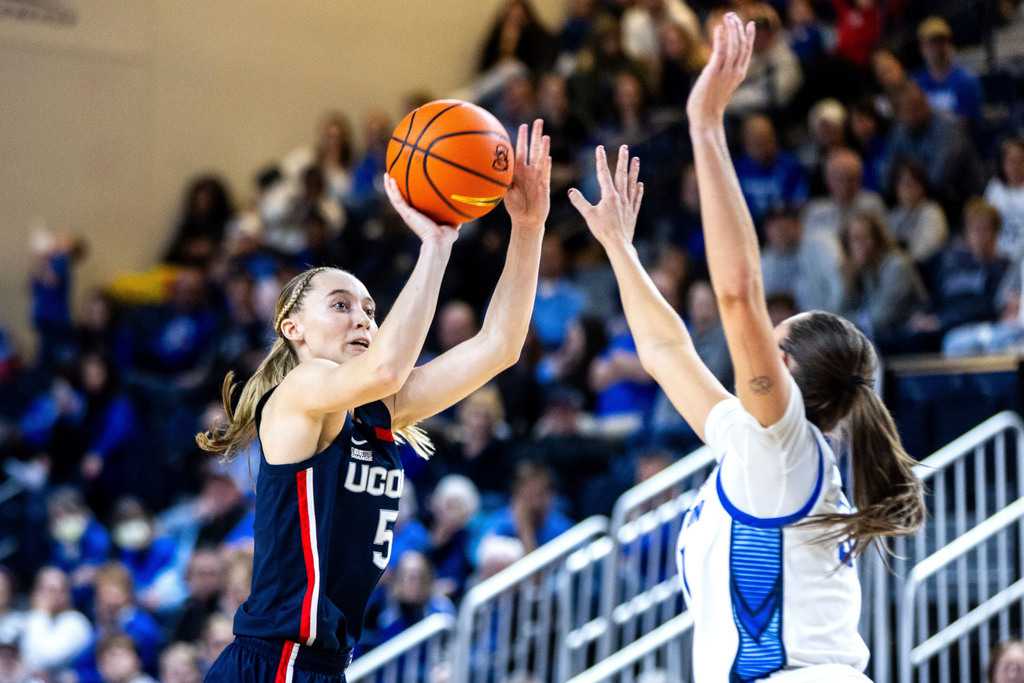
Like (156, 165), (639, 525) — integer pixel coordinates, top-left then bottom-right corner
(567, 145), (643, 249)
(503, 119), (552, 231)
(686, 12), (755, 127)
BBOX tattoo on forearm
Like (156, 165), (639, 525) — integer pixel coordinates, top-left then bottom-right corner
(749, 376), (773, 395)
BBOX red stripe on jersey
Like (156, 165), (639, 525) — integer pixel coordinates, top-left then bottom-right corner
(296, 472), (316, 643)
(375, 427), (393, 442)
(275, 641), (295, 683)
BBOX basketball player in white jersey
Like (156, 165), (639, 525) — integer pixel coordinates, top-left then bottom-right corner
(567, 13), (925, 682)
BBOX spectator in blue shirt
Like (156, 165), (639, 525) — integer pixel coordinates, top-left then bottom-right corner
(533, 235), (587, 351)
(735, 114), (808, 228)
(29, 232), (86, 373)
(483, 461), (573, 557)
(912, 17), (983, 127)
(375, 552), (456, 644)
(46, 488), (110, 609)
(109, 498), (178, 614)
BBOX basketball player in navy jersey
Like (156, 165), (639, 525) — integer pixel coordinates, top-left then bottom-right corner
(197, 120), (551, 682)
(568, 16), (924, 682)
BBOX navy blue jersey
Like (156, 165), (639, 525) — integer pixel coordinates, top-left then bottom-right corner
(233, 388), (403, 653)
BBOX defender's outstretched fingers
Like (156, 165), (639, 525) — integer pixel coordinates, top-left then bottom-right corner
(632, 182), (644, 215)
(615, 146), (629, 196)
(594, 146), (617, 199)
(627, 157), (641, 205)
(567, 188), (594, 217)
(708, 24), (724, 73)
(743, 21), (756, 70)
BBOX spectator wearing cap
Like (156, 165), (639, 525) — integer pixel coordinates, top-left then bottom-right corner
(735, 114), (809, 227)
(20, 566), (92, 677)
(912, 17), (983, 127)
(760, 206), (844, 314)
(799, 98), (849, 198)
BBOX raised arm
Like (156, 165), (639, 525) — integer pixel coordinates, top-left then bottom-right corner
(391, 120), (551, 428)
(275, 176), (460, 418)
(568, 145), (730, 442)
(688, 13), (790, 426)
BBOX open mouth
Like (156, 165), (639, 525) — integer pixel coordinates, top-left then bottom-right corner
(350, 340), (369, 349)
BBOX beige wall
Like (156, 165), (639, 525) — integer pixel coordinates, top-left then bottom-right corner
(0, 0), (566, 357)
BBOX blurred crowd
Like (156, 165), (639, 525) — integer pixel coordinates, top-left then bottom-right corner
(2, 0), (1024, 680)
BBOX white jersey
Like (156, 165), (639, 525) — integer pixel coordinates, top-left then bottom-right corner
(676, 377), (869, 682)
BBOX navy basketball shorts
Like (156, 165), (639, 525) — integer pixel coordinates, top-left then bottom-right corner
(205, 636), (351, 683)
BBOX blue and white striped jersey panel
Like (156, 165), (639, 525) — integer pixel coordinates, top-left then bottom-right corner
(677, 379), (868, 682)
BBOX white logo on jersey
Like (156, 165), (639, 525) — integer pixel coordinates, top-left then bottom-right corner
(352, 448), (373, 462)
(343, 463), (404, 499)
(352, 437), (368, 445)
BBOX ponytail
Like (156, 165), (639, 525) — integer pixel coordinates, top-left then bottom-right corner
(196, 337), (299, 459)
(782, 311), (925, 560)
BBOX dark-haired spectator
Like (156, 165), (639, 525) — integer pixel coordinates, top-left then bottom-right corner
(95, 635), (157, 683)
(262, 165), (345, 257)
(535, 73), (588, 207)
(904, 199), (1010, 352)
(347, 110), (392, 222)
(848, 97), (888, 192)
(20, 567), (91, 677)
(108, 498), (178, 614)
(888, 160), (949, 262)
(479, 0), (556, 76)
(568, 15), (650, 130)
(29, 230), (86, 373)
(205, 272), (268, 392)
(558, 0), (600, 59)
(871, 48), (909, 118)
(654, 19), (706, 110)
(766, 290), (800, 327)
(986, 137), (1024, 260)
(881, 82), (984, 217)
(725, 4), (803, 115)
(913, 17), (983, 127)
(786, 0), (825, 65)
(375, 552), (456, 644)
(536, 316), (607, 409)
(75, 290), (129, 363)
(277, 112), (355, 206)
(838, 213), (928, 350)
(989, 637), (1024, 683)
(163, 176), (234, 266)
(760, 206), (844, 313)
(158, 642), (201, 683)
(482, 462), (573, 557)
(735, 114), (808, 226)
(435, 386), (514, 505)
(168, 549), (225, 645)
(803, 148), (886, 239)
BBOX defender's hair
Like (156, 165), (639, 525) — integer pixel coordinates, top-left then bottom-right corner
(780, 311), (925, 559)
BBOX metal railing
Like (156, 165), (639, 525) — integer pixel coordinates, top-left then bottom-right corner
(449, 515), (610, 683)
(596, 447), (715, 660)
(347, 613), (458, 683)
(899, 496), (1024, 682)
(566, 613), (694, 683)
(862, 411), (1024, 683)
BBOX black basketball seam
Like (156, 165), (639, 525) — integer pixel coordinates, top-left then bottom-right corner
(387, 108), (417, 177)
(405, 102), (463, 210)
(422, 148), (474, 222)
(389, 137), (512, 189)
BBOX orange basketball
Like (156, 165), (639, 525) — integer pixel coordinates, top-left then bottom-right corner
(386, 100), (514, 226)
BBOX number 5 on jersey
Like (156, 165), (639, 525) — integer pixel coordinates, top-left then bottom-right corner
(373, 509), (400, 569)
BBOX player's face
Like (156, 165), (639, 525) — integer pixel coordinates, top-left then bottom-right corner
(295, 270), (378, 364)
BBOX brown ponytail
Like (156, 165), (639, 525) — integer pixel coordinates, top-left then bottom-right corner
(196, 266), (433, 461)
(781, 312), (925, 559)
